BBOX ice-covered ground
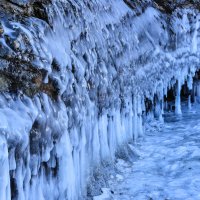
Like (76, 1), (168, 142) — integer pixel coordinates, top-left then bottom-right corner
(93, 104), (200, 200)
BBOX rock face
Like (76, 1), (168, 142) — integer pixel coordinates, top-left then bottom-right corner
(0, 0), (200, 199)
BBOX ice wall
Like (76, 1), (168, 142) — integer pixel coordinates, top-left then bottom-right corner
(0, 0), (200, 199)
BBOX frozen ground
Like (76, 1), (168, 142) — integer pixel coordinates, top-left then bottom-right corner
(93, 104), (200, 200)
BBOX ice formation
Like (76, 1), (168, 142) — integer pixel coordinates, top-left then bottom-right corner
(101, 104), (200, 200)
(0, 0), (200, 199)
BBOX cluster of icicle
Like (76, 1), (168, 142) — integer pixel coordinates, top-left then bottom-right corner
(1, 67), (199, 200)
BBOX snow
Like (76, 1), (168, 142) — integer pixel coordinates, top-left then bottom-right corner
(93, 188), (111, 200)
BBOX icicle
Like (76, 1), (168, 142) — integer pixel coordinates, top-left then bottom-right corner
(79, 126), (87, 194)
(187, 74), (193, 91)
(107, 111), (116, 160)
(9, 148), (16, 170)
(192, 16), (199, 53)
(175, 79), (182, 115)
(164, 100), (168, 111)
(196, 82), (200, 98)
(133, 96), (138, 141)
(154, 99), (161, 118)
(154, 93), (163, 122)
(92, 121), (101, 165)
(115, 110), (125, 146)
(188, 95), (192, 110)
(99, 114), (110, 160)
(137, 95), (144, 137)
(0, 136), (10, 200)
(128, 100), (134, 140)
(56, 129), (76, 200)
(159, 99), (164, 122)
(187, 74), (193, 110)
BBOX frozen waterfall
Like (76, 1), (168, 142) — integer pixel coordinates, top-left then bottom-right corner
(0, 0), (200, 200)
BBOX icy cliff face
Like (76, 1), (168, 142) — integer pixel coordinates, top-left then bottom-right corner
(0, 0), (200, 199)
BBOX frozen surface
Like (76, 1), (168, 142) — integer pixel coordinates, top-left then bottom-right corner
(98, 105), (200, 200)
